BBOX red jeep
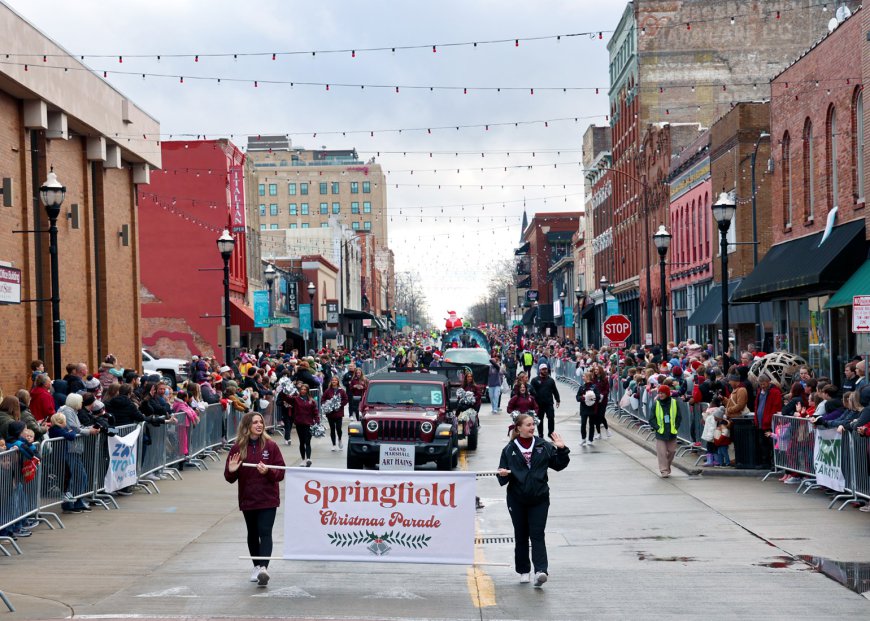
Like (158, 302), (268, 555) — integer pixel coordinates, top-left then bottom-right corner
(346, 372), (458, 470)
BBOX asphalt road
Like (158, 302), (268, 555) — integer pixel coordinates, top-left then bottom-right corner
(3, 397), (870, 620)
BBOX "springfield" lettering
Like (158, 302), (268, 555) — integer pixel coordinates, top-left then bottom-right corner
(304, 480), (457, 510)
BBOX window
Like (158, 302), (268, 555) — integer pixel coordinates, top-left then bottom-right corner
(260, 223), (266, 231)
(782, 132), (792, 227)
(258, 184), (265, 196)
(320, 202), (328, 215)
(268, 183), (277, 196)
(363, 181), (371, 193)
(351, 201), (360, 214)
(331, 182), (340, 194)
(300, 183), (309, 195)
(288, 183), (297, 195)
(321, 222), (329, 228)
(803, 119), (815, 221)
(290, 223), (298, 229)
(302, 223), (310, 229)
(289, 203), (297, 215)
(332, 202), (340, 214)
(301, 203), (309, 215)
(363, 201), (372, 213)
(828, 106), (838, 210)
(259, 204), (266, 216)
(855, 90), (865, 201)
(364, 221), (372, 230)
(319, 182), (328, 195)
(269, 204), (278, 216)
(352, 221), (360, 230)
(351, 181), (359, 194)
(270, 223), (278, 230)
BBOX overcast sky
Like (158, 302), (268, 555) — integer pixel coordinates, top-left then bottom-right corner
(7, 0), (625, 322)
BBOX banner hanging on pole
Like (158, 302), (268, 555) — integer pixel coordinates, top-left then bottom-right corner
(813, 428), (845, 492)
(104, 427), (141, 493)
(282, 468), (475, 564)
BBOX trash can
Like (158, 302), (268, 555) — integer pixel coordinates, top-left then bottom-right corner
(731, 415), (761, 469)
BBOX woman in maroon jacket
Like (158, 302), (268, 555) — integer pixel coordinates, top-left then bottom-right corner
(347, 369), (368, 421)
(224, 411), (285, 587)
(29, 374), (55, 422)
(507, 382), (538, 416)
(754, 374), (783, 468)
(322, 376), (349, 451)
(460, 370), (484, 411)
(593, 365), (612, 439)
(290, 384), (319, 467)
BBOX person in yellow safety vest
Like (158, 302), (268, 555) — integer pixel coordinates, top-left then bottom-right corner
(648, 384), (681, 478)
(522, 350), (535, 376)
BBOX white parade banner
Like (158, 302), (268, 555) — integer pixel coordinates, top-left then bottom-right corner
(282, 468), (476, 564)
(813, 427), (845, 492)
(104, 426), (141, 493)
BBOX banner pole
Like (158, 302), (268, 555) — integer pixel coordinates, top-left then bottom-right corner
(241, 463), (502, 477)
(239, 556), (510, 567)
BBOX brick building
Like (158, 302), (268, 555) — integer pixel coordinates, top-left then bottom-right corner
(138, 140), (263, 361)
(0, 4), (159, 387)
(734, 8), (867, 379)
(515, 212), (582, 336)
(607, 0), (861, 348)
(667, 130), (713, 345)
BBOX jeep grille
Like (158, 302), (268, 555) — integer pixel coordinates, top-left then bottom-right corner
(377, 419), (421, 442)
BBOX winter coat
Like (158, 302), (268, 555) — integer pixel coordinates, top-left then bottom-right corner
(754, 385), (783, 431)
(223, 437), (286, 511)
(291, 395), (319, 426)
(506, 394), (538, 414)
(172, 400), (200, 427)
(530, 376), (560, 407)
(576, 382), (599, 417)
(498, 436), (570, 502)
(322, 387), (348, 420)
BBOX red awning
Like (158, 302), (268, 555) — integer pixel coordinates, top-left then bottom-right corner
(230, 299), (260, 333)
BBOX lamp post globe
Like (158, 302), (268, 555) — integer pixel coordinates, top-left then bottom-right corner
(307, 281), (316, 300)
(40, 169), (66, 377)
(216, 229), (235, 258)
(263, 263), (276, 286)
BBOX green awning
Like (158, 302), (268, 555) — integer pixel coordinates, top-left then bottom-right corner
(825, 259), (870, 309)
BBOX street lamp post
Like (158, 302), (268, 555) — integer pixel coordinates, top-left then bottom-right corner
(216, 230), (236, 366)
(264, 263), (276, 318)
(39, 169), (66, 378)
(653, 224), (672, 348)
(574, 287), (583, 346)
(559, 289), (566, 338)
(712, 192), (737, 357)
(306, 281), (316, 354)
(750, 132), (770, 349)
(599, 276), (609, 348)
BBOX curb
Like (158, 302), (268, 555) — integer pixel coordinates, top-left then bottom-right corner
(606, 407), (766, 478)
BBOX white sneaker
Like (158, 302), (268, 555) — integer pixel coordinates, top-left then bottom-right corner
(606, 430), (613, 438)
(257, 566), (270, 586)
(580, 439), (588, 446)
(250, 566), (261, 582)
(339, 440), (344, 449)
(588, 438), (595, 445)
(519, 573), (530, 583)
(306, 459), (312, 467)
(284, 439), (291, 446)
(534, 572), (548, 588)
(331, 446), (338, 452)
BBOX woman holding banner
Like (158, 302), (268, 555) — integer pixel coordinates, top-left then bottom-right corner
(497, 414), (570, 588)
(224, 412), (286, 587)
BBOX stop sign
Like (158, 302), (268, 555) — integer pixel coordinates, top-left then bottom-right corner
(602, 314), (632, 347)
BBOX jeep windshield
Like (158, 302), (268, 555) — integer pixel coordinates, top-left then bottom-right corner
(366, 382), (444, 407)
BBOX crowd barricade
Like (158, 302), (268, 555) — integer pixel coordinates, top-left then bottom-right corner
(0, 448), (27, 555)
(853, 433), (870, 505)
(767, 415), (817, 490)
(259, 396), (277, 431)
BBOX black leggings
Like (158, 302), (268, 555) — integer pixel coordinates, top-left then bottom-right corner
(349, 397), (361, 420)
(537, 404), (555, 438)
(296, 423), (312, 459)
(595, 411), (609, 433)
(279, 404), (294, 442)
(243, 507), (277, 568)
(507, 493), (550, 574)
(328, 417), (342, 445)
(580, 412), (596, 441)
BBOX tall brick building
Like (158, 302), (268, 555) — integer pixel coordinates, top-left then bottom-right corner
(0, 4), (159, 387)
(734, 8), (867, 379)
(606, 0), (861, 348)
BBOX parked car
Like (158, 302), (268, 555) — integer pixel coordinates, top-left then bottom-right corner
(347, 372), (458, 470)
(141, 349), (188, 388)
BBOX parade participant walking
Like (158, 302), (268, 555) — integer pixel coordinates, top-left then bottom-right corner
(648, 384), (681, 477)
(347, 368), (368, 421)
(497, 414), (570, 587)
(224, 412), (285, 587)
(322, 376), (348, 451)
(487, 353), (504, 414)
(530, 364), (560, 438)
(521, 349), (534, 376)
(290, 384), (319, 466)
(577, 372), (599, 446)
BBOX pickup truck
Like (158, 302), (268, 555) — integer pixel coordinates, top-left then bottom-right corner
(141, 349), (189, 388)
(346, 372), (458, 470)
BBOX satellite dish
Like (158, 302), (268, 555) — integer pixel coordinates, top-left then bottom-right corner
(836, 4), (852, 23)
(827, 17), (839, 32)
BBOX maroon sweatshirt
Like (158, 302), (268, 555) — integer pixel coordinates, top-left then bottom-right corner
(291, 395), (319, 426)
(223, 437), (286, 511)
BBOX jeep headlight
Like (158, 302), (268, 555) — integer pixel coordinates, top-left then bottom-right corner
(420, 421), (433, 434)
(366, 420), (379, 433)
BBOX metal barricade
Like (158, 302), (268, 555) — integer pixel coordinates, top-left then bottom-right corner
(0, 448), (25, 555)
(767, 415), (816, 491)
(39, 435), (90, 509)
(853, 433), (870, 504)
(260, 396), (276, 431)
(225, 403), (245, 446)
(138, 423), (172, 480)
(88, 433), (118, 510)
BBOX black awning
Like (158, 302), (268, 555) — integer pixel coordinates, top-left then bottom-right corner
(581, 301), (597, 319)
(516, 275), (531, 288)
(537, 303), (554, 323)
(546, 231), (573, 243)
(514, 241), (530, 255)
(521, 307), (536, 324)
(689, 280), (773, 326)
(732, 219), (867, 302)
(340, 309), (375, 320)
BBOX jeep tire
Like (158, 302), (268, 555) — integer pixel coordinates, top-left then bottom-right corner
(347, 453), (364, 469)
(466, 424), (479, 451)
(437, 438), (457, 471)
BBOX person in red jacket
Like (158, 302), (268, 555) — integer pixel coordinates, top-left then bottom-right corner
(322, 376), (348, 451)
(290, 384), (319, 467)
(754, 374), (783, 468)
(224, 411), (285, 587)
(29, 373), (55, 422)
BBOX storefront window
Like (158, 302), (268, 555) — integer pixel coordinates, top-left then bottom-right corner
(808, 296), (830, 377)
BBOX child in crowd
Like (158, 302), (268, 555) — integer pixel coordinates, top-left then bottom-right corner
(713, 418), (732, 466)
(701, 396), (725, 467)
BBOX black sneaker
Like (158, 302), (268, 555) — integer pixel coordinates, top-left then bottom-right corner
(62, 508), (83, 514)
(79, 505), (93, 512)
(12, 529), (32, 538)
(114, 490), (133, 497)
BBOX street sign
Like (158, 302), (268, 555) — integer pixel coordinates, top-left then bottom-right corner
(853, 296), (870, 333)
(525, 289), (539, 302)
(602, 314), (631, 348)
(316, 328), (323, 349)
(58, 319), (66, 344)
(253, 290), (270, 328)
(645, 333), (652, 346)
(0, 266), (21, 304)
(302, 330), (310, 342)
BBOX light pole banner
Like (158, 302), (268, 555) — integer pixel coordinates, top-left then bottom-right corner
(813, 428), (845, 492)
(104, 426), (140, 493)
(282, 468), (476, 564)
